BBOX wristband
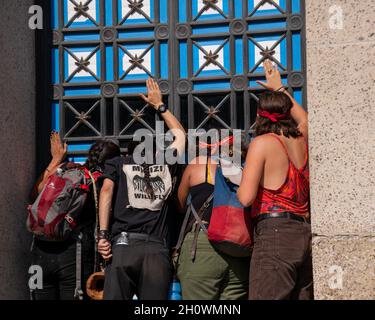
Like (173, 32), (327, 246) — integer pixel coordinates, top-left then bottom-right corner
(157, 103), (168, 114)
(98, 230), (110, 240)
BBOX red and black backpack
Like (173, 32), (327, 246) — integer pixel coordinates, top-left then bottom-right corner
(27, 163), (101, 241)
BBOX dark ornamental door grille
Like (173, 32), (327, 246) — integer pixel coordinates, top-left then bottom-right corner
(50, 0), (306, 161)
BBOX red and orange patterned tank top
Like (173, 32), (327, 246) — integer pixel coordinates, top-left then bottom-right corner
(251, 134), (310, 218)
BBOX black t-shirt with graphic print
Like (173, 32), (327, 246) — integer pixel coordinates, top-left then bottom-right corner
(103, 155), (175, 239)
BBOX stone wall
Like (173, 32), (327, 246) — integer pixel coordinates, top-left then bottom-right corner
(306, 0), (375, 299)
(0, 0), (35, 299)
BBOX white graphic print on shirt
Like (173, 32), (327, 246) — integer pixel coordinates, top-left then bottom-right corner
(122, 164), (172, 211)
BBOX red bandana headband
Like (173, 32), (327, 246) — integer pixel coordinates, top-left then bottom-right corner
(258, 110), (290, 123)
(198, 135), (234, 149)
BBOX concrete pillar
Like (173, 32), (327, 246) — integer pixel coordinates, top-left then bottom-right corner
(0, 0), (35, 299)
(306, 0), (375, 299)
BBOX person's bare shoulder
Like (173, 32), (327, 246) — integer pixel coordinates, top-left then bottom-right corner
(180, 157), (205, 181)
(249, 135), (272, 148)
(188, 156), (209, 166)
(248, 135), (281, 157)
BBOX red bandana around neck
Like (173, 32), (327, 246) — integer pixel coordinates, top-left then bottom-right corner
(198, 135), (234, 149)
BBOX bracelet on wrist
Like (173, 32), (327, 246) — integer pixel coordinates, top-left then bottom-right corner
(276, 86), (286, 92)
(156, 103), (168, 114)
(98, 230), (110, 240)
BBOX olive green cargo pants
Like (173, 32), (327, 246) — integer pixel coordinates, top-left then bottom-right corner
(177, 231), (249, 300)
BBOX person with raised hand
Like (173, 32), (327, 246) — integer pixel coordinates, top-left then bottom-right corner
(237, 59), (312, 300)
(98, 78), (186, 300)
(29, 132), (121, 300)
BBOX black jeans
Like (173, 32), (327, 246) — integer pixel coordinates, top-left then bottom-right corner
(249, 218), (313, 300)
(30, 233), (94, 300)
(104, 239), (172, 300)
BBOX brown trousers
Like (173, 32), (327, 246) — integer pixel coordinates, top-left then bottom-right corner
(249, 217), (313, 300)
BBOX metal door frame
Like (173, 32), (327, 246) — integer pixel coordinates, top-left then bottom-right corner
(36, 0), (307, 169)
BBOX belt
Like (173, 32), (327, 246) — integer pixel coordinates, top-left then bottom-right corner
(112, 232), (166, 246)
(256, 212), (310, 224)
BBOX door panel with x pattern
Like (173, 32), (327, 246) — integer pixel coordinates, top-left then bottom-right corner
(50, 0), (306, 161)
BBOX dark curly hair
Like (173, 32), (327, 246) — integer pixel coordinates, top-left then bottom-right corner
(84, 139), (121, 171)
(254, 91), (302, 138)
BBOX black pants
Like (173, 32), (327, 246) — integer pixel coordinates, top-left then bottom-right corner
(249, 218), (313, 300)
(30, 234), (94, 300)
(104, 239), (172, 300)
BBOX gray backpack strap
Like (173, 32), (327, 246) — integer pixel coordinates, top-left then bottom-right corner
(173, 192), (214, 265)
(87, 170), (101, 272)
(190, 193), (214, 261)
(192, 193), (214, 234)
(174, 205), (192, 253)
(74, 232), (84, 300)
(172, 203), (192, 270)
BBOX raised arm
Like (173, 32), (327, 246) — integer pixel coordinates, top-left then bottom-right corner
(140, 78), (186, 155)
(177, 165), (191, 213)
(257, 59), (308, 138)
(30, 132), (67, 201)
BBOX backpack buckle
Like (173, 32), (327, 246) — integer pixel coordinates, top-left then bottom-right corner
(65, 215), (76, 227)
(80, 184), (90, 191)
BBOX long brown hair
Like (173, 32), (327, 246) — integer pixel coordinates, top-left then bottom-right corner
(254, 91), (302, 138)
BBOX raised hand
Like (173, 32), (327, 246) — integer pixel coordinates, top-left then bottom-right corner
(256, 59), (284, 91)
(139, 78), (164, 110)
(50, 131), (67, 164)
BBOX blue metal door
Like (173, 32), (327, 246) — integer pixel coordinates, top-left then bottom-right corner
(51, 0), (306, 161)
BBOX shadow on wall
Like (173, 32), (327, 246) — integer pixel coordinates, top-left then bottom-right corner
(0, 0), (36, 300)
